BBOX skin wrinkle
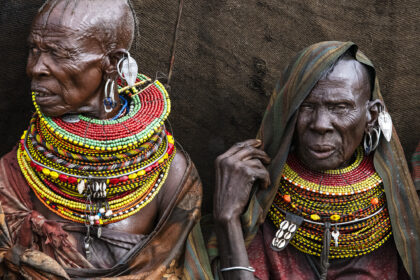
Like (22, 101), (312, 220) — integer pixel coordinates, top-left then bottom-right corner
(295, 57), (378, 171)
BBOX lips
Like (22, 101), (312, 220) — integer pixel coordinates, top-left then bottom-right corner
(32, 87), (58, 105)
(307, 145), (335, 160)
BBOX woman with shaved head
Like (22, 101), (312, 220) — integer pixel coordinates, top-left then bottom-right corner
(0, 1), (203, 278)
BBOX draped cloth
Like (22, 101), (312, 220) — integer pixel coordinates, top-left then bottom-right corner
(0, 147), (203, 279)
(412, 141), (420, 191)
(196, 41), (420, 279)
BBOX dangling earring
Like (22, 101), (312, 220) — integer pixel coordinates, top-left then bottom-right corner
(378, 106), (393, 142)
(103, 79), (117, 113)
(117, 51), (138, 87)
(364, 127), (381, 154)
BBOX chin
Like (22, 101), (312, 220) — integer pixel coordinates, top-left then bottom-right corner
(39, 107), (67, 118)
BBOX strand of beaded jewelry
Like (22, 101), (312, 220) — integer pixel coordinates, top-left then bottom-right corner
(268, 147), (392, 259)
(18, 74), (176, 256)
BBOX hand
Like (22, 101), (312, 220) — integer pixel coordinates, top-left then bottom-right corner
(213, 139), (270, 224)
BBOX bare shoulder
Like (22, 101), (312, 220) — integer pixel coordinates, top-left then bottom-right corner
(157, 150), (190, 210)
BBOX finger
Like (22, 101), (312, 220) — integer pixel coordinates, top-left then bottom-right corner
(234, 146), (270, 163)
(217, 139), (262, 159)
(252, 168), (271, 189)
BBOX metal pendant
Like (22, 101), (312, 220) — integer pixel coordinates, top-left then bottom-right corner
(332, 229), (340, 247)
(378, 111), (392, 142)
(121, 56), (138, 87)
(271, 212), (303, 252)
(62, 114), (80, 123)
(77, 180), (85, 194)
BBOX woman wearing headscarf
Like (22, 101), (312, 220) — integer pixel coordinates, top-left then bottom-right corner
(206, 41), (420, 280)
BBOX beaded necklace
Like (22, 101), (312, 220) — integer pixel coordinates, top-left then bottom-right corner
(268, 147), (392, 259)
(18, 74), (176, 256)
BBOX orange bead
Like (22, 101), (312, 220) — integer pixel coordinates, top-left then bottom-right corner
(371, 197), (379, 205)
(283, 194), (291, 203)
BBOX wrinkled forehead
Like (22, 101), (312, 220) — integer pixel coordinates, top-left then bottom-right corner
(309, 58), (371, 102)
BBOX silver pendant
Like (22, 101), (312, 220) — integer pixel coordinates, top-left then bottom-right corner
(62, 114), (80, 123)
(332, 229), (340, 247)
(378, 111), (392, 142)
(77, 180), (85, 194)
(121, 56), (138, 87)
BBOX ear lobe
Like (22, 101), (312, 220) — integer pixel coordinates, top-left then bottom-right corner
(103, 48), (128, 76)
(365, 99), (384, 131)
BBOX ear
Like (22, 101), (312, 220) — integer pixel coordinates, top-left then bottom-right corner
(365, 99), (384, 133)
(102, 48), (129, 77)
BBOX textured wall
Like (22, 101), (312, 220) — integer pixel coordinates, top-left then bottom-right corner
(0, 0), (419, 214)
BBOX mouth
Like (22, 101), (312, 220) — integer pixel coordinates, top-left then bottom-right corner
(307, 145), (335, 160)
(32, 88), (55, 97)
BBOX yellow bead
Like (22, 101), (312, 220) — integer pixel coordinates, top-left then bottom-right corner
(158, 158), (164, 164)
(310, 214), (321, 221)
(330, 214), (341, 221)
(50, 171), (59, 179)
(137, 170), (146, 176)
(129, 173), (137, 180)
(123, 145), (128, 149)
(117, 146), (122, 150)
(42, 168), (51, 176)
(95, 147), (100, 151)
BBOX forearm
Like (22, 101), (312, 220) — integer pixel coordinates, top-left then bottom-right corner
(215, 218), (255, 280)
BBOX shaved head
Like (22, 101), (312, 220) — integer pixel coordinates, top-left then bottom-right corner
(35, 0), (135, 52)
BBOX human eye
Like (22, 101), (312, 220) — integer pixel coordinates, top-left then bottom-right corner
(300, 103), (314, 111)
(329, 103), (349, 114)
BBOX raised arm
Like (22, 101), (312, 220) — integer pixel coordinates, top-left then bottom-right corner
(213, 139), (270, 280)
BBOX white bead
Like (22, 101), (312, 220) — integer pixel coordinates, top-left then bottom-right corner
(99, 208), (105, 214)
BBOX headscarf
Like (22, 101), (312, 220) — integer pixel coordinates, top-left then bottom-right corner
(251, 41), (420, 279)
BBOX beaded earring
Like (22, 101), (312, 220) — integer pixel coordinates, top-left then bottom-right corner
(117, 51), (138, 87)
(103, 79), (117, 113)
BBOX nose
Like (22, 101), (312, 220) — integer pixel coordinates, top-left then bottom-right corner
(27, 52), (50, 79)
(309, 108), (334, 134)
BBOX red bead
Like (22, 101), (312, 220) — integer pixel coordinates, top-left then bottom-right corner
(152, 162), (159, 168)
(35, 165), (43, 172)
(119, 175), (128, 182)
(145, 166), (153, 172)
(95, 220), (100, 225)
(30, 161), (37, 168)
(68, 177), (78, 184)
(58, 174), (68, 182)
(371, 197), (379, 205)
(283, 195), (291, 203)
(110, 178), (119, 184)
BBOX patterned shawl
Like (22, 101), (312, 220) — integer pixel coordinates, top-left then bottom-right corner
(198, 41), (420, 280)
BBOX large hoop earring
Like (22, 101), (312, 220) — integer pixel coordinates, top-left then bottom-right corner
(117, 51), (138, 87)
(364, 127), (381, 154)
(103, 79), (116, 113)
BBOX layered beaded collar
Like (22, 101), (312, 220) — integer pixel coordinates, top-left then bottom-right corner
(18, 74), (176, 257)
(269, 147), (392, 260)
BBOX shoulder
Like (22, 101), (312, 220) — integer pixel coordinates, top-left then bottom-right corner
(157, 149), (202, 212)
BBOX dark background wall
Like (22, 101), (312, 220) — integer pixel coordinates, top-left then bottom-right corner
(0, 0), (419, 214)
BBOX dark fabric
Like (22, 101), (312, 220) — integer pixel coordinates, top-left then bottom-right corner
(412, 141), (420, 190)
(247, 221), (409, 280)
(0, 147), (203, 279)
(1, 1), (419, 216)
(202, 41), (420, 280)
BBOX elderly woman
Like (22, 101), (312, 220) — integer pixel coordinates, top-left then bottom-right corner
(210, 42), (420, 280)
(0, 0), (202, 279)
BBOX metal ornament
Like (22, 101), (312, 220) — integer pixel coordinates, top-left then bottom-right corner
(332, 228), (340, 247)
(103, 79), (116, 113)
(378, 111), (393, 142)
(118, 53), (138, 87)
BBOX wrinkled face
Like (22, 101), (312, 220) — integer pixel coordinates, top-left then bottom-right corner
(295, 58), (371, 171)
(26, 11), (105, 117)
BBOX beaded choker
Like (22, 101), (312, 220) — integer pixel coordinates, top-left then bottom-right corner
(18, 74), (176, 256)
(268, 147), (392, 259)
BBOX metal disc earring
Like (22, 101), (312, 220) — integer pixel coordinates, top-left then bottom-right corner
(117, 52), (138, 87)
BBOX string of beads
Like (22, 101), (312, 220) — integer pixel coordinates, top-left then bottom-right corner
(268, 147), (392, 259)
